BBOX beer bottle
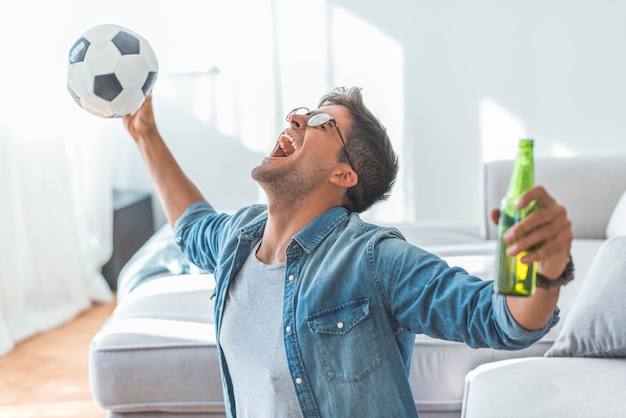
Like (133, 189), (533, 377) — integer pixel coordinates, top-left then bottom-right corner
(494, 139), (538, 296)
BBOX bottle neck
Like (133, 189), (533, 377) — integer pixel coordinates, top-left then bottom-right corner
(508, 149), (534, 197)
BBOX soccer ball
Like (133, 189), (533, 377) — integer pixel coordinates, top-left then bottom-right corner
(67, 24), (158, 118)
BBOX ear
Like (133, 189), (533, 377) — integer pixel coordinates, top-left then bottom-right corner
(330, 165), (358, 189)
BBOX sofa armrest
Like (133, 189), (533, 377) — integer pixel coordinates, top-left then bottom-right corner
(462, 357), (626, 418)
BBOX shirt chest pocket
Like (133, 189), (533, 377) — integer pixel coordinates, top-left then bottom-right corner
(306, 298), (382, 382)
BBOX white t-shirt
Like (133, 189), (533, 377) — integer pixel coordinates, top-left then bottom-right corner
(220, 243), (303, 417)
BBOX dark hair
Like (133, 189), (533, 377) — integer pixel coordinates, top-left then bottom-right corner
(318, 87), (399, 213)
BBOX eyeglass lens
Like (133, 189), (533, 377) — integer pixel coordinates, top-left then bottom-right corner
(285, 107), (356, 173)
(287, 108), (334, 127)
(307, 112), (332, 127)
(286, 107), (309, 122)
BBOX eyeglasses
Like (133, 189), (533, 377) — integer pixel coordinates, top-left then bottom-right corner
(286, 107), (356, 172)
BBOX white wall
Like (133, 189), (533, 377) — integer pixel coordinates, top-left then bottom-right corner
(379, 0), (626, 224)
(91, 0), (626, 229)
(102, 0), (626, 232)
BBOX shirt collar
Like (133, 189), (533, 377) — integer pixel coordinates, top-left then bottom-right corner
(239, 206), (351, 253)
(292, 207), (350, 253)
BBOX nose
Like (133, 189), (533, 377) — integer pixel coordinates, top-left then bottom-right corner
(288, 113), (307, 129)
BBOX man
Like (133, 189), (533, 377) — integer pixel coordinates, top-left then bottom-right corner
(123, 87), (573, 417)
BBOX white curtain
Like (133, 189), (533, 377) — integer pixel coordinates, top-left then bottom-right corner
(0, 0), (410, 355)
(0, 95), (114, 356)
(0, 0), (120, 356)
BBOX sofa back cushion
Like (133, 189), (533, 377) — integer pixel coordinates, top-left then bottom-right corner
(606, 190), (626, 238)
(545, 236), (626, 357)
(484, 156), (626, 240)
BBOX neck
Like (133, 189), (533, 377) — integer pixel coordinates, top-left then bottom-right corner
(256, 193), (338, 265)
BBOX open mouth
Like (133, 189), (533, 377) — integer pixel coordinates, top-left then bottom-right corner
(271, 132), (298, 157)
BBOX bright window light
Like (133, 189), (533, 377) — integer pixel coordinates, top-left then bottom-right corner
(480, 98), (528, 162)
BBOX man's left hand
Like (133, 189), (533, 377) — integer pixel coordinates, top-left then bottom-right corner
(490, 186), (573, 280)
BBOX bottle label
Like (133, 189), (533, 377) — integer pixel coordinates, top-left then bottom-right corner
(513, 252), (529, 291)
(494, 206), (538, 296)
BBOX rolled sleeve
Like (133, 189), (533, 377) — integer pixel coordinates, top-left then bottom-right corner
(174, 201), (216, 244)
(492, 293), (560, 348)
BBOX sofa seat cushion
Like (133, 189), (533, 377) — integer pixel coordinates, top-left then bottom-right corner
(90, 274), (225, 415)
(410, 335), (551, 415)
(462, 357), (626, 418)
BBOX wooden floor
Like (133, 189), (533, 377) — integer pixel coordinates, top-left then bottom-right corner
(0, 301), (116, 418)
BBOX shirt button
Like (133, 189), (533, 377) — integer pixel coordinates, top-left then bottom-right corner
(337, 322), (344, 329)
(295, 378), (303, 385)
(288, 274), (294, 281)
(285, 326), (291, 333)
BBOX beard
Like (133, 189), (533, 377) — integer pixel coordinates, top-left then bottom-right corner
(251, 157), (333, 209)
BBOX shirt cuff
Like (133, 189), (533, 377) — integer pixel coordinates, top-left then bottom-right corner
(493, 293), (560, 343)
(174, 200), (215, 245)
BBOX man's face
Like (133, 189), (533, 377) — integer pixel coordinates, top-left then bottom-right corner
(251, 104), (352, 202)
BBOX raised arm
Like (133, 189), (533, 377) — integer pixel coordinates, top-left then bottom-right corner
(491, 186), (573, 330)
(123, 96), (204, 228)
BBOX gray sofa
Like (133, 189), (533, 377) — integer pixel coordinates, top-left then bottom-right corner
(89, 155), (626, 418)
(462, 240), (626, 417)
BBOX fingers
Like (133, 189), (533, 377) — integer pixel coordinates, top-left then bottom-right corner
(504, 186), (573, 263)
(504, 186), (554, 243)
(140, 94), (154, 113)
(507, 205), (572, 262)
(515, 185), (555, 210)
(123, 95), (157, 141)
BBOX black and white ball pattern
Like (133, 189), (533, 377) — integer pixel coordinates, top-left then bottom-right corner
(67, 24), (158, 118)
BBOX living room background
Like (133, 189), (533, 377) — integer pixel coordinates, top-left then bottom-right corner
(1, 0), (626, 353)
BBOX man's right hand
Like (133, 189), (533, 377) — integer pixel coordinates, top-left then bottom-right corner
(123, 95), (158, 143)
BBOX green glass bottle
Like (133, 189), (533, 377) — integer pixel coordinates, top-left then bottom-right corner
(494, 139), (538, 296)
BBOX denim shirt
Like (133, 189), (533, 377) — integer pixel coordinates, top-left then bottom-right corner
(175, 201), (559, 418)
